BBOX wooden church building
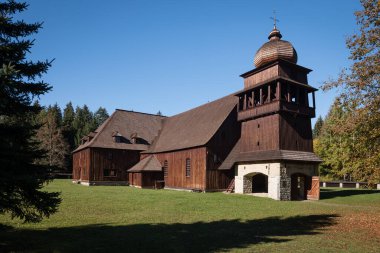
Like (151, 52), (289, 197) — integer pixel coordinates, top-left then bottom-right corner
(73, 25), (322, 200)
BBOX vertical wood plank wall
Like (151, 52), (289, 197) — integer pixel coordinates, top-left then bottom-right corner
(90, 148), (140, 181)
(129, 172), (142, 187)
(72, 148), (91, 182)
(279, 114), (313, 152)
(129, 172), (163, 188)
(154, 147), (207, 190)
(240, 114), (280, 153)
(244, 65), (279, 89)
(206, 109), (240, 189)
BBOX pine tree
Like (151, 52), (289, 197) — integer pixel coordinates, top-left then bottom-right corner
(93, 107), (109, 127)
(0, 0), (60, 222)
(62, 102), (75, 149)
(312, 116), (324, 139)
(72, 105), (95, 147)
(62, 102), (76, 171)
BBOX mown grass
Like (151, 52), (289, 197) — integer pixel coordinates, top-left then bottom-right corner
(1, 180), (379, 252)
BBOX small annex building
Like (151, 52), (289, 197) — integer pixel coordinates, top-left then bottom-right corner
(72, 26), (322, 200)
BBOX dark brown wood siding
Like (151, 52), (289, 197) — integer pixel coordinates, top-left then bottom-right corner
(143, 172), (164, 187)
(279, 113), (313, 152)
(206, 109), (239, 189)
(129, 172), (142, 186)
(90, 148), (140, 181)
(278, 64), (308, 84)
(207, 109), (240, 168)
(244, 65), (279, 89)
(154, 147), (207, 190)
(206, 170), (234, 190)
(72, 148), (91, 182)
(240, 114), (280, 153)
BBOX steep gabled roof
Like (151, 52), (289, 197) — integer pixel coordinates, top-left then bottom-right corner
(73, 110), (165, 153)
(128, 155), (162, 172)
(144, 95), (238, 153)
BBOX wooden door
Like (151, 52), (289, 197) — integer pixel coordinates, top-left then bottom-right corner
(307, 176), (320, 200)
(291, 173), (308, 200)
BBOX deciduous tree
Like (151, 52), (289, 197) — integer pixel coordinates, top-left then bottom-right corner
(36, 106), (69, 171)
(322, 0), (379, 185)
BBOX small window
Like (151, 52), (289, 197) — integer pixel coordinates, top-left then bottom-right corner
(104, 169), (117, 177)
(258, 124), (260, 128)
(114, 136), (122, 143)
(163, 160), (168, 177)
(186, 158), (191, 177)
(257, 141), (260, 146)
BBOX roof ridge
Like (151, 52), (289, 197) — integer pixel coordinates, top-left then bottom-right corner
(169, 93), (236, 119)
(72, 110), (117, 153)
(115, 109), (166, 117)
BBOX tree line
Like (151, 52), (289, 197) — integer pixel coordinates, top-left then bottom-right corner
(34, 103), (109, 173)
(313, 0), (379, 187)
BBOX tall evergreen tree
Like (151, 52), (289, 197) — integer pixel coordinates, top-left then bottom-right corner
(0, 0), (60, 222)
(62, 102), (75, 171)
(313, 116), (324, 139)
(72, 105), (95, 147)
(93, 107), (109, 127)
(62, 102), (75, 149)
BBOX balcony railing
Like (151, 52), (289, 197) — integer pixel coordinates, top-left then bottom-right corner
(237, 100), (315, 121)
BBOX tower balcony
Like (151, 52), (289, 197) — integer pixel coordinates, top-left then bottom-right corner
(237, 100), (315, 122)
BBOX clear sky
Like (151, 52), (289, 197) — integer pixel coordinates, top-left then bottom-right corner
(19, 0), (362, 125)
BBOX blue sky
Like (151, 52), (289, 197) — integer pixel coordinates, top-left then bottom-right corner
(20, 0), (361, 125)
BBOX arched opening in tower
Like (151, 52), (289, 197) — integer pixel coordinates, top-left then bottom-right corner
(252, 173), (268, 193)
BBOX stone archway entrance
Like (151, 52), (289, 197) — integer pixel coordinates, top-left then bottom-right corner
(243, 173), (268, 195)
(252, 173), (268, 193)
(291, 173), (311, 200)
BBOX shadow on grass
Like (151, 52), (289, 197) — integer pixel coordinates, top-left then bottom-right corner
(1, 214), (337, 252)
(320, 188), (380, 200)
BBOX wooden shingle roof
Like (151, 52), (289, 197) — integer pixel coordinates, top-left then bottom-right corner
(128, 155), (162, 172)
(144, 95), (238, 153)
(73, 110), (165, 152)
(218, 139), (322, 170)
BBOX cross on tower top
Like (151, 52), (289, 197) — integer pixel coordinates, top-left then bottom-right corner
(270, 10), (279, 29)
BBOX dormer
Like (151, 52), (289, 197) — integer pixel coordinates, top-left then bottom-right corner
(112, 131), (123, 143)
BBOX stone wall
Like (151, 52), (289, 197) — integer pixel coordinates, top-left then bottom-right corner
(243, 176), (252, 193)
(280, 165), (291, 200)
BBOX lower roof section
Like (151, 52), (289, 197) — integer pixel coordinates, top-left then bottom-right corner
(128, 155), (162, 172)
(218, 140), (322, 171)
(236, 150), (323, 164)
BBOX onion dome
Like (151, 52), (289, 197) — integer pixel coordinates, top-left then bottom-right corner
(253, 26), (298, 67)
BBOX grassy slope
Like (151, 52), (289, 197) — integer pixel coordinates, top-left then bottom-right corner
(1, 180), (379, 252)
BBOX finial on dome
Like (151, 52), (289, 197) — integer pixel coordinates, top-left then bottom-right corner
(269, 11), (282, 40)
(271, 10), (279, 29)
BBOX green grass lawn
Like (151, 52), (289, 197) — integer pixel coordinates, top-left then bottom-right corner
(1, 180), (380, 252)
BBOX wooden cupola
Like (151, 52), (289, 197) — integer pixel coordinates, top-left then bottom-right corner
(236, 27), (317, 122)
(236, 26), (317, 153)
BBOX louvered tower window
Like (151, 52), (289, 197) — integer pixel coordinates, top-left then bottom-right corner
(163, 160), (168, 177)
(185, 158), (191, 177)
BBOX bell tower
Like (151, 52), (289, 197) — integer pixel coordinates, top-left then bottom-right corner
(233, 26), (321, 201)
